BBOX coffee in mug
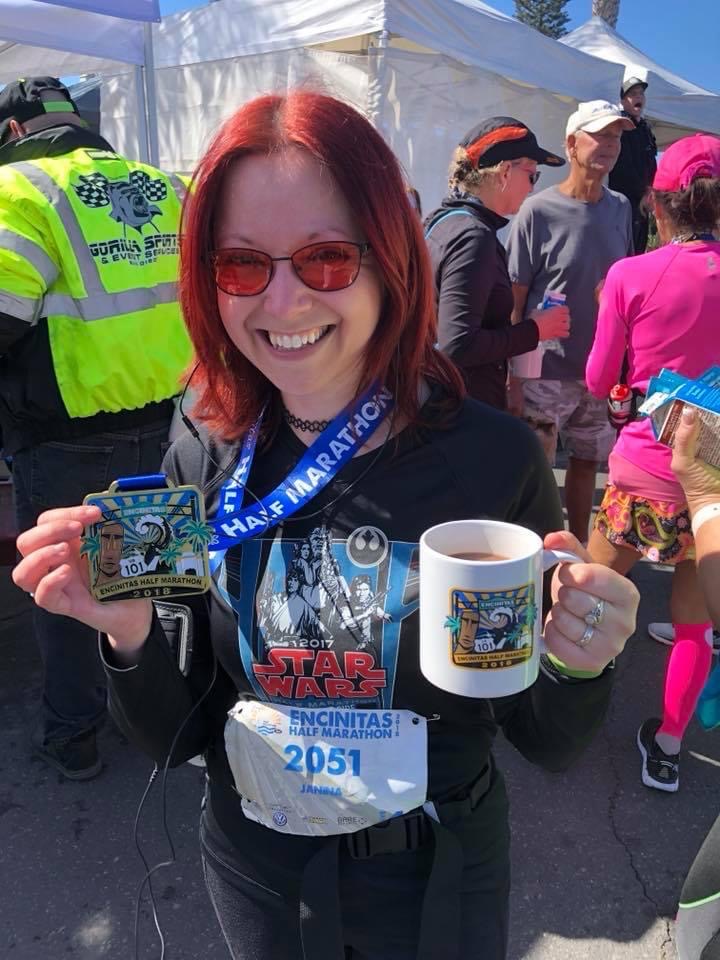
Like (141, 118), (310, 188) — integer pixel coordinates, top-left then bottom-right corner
(419, 519), (581, 698)
(449, 552), (509, 562)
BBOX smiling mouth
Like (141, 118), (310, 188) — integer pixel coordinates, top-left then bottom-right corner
(264, 325), (332, 352)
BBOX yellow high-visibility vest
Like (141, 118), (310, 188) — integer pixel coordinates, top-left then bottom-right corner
(0, 148), (192, 418)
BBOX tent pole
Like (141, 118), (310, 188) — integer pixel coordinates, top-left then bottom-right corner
(134, 65), (150, 163)
(368, 29), (390, 135)
(142, 21), (160, 167)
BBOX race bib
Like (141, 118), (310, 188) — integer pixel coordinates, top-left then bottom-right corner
(224, 701), (428, 836)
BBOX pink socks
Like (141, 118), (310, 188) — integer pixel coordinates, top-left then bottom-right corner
(658, 622), (714, 741)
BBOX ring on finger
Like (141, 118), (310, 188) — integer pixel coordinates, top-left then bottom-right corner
(584, 597), (605, 627)
(575, 623), (594, 648)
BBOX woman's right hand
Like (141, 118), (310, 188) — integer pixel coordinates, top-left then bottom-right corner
(13, 505), (153, 657)
(533, 305), (571, 341)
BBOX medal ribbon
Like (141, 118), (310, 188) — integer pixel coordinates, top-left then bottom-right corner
(208, 384), (393, 565)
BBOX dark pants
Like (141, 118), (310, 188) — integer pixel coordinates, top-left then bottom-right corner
(632, 209), (650, 255)
(676, 810), (720, 960)
(13, 418), (171, 741)
(199, 770), (511, 960)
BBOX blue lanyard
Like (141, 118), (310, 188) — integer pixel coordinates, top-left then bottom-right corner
(208, 384), (393, 568)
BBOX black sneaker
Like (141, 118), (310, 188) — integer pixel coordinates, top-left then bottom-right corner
(637, 718), (679, 793)
(32, 728), (102, 780)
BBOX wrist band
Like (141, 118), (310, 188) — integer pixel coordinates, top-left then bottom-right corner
(542, 653), (606, 682)
(691, 502), (720, 537)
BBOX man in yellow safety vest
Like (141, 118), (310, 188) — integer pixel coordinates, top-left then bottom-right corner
(0, 77), (192, 779)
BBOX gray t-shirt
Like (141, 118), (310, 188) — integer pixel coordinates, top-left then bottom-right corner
(506, 185), (633, 380)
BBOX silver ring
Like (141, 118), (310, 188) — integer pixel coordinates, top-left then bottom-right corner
(584, 598), (605, 627)
(576, 623), (594, 648)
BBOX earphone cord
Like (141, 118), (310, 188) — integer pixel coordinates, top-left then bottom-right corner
(133, 765), (164, 958)
(133, 635), (218, 960)
(131, 365), (400, 955)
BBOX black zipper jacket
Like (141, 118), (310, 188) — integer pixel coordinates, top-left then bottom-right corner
(425, 191), (539, 410)
(608, 117), (657, 210)
(103, 392), (613, 876)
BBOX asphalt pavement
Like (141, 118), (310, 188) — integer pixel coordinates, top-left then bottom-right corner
(2, 466), (718, 960)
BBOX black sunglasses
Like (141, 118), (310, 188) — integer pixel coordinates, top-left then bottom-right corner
(210, 240), (371, 297)
(510, 162), (541, 186)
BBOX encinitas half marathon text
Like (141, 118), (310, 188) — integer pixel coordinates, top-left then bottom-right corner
(288, 708), (396, 739)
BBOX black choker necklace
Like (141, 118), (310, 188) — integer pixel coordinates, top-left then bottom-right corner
(283, 408), (331, 433)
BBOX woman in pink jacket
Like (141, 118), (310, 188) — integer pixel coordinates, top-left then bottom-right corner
(586, 135), (720, 794)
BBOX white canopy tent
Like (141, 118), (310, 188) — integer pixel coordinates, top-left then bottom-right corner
(98, 0), (624, 210)
(38, 0), (158, 16)
(562, 16), (720, 147)
(0, 0), (161, 161)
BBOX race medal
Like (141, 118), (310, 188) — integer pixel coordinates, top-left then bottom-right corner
(82, 474), (212, 602)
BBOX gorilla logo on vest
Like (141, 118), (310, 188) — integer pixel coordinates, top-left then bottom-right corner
(74, 170), (167, 234)
(346, 526), (389, 568)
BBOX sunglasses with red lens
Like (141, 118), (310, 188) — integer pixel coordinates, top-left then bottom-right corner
(210, 241), (371, 297)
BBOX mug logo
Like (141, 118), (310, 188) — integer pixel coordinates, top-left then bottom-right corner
(444, 584), (536, 669)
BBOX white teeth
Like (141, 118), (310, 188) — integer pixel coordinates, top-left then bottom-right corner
(267, 326), (328, 351)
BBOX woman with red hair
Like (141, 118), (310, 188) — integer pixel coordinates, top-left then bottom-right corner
(13, 91), (638, 960)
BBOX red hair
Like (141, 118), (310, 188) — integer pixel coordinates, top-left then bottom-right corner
(180, 90), (464, 441)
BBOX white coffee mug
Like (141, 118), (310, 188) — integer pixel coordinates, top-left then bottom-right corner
(419, 519), (581, 698)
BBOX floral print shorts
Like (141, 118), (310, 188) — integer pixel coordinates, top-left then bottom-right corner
(594, 483), (695, 564)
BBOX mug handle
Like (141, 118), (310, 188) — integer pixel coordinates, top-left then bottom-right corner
(538, 549), (585, 655)
(542, 549), (584, 571)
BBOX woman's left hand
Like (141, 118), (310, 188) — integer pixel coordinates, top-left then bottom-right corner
(542, 530), (639, 674)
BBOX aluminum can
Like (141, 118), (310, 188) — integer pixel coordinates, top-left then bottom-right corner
(608, 383), (634, 429)
(540, 291), (567, 311)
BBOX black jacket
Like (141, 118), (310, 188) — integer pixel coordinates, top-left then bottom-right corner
(609, 117), (657, 210)
(0, 126), (174, 454)
(104, 393), (613, 877)
(425, 191), (539, 410)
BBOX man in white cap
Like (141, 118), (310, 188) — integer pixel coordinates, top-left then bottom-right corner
(506, 101), (633, 544)
(609, 77), (658, 253)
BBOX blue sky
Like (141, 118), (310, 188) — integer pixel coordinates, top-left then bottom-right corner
(159, 0), (720, 95)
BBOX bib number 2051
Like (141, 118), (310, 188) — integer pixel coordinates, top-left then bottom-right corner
(283, 744), (361, 777)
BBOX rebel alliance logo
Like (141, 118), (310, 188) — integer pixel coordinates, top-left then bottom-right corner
(73, 170), (167, 234)
(346, 526), (389, 568)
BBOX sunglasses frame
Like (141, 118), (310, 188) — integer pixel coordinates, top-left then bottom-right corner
(210, 240), (371, 297)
